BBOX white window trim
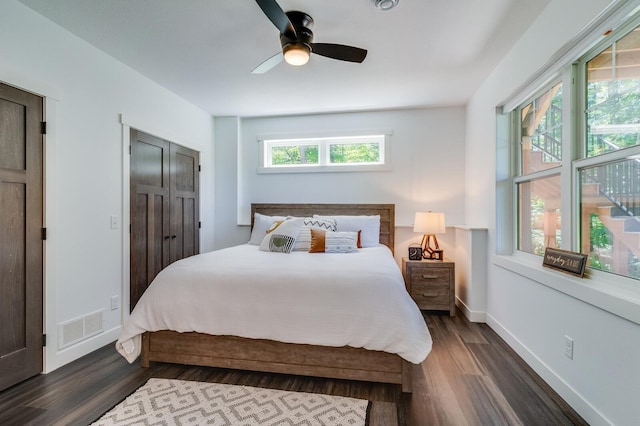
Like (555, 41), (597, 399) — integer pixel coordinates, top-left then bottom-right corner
(257, 130), (392, 174)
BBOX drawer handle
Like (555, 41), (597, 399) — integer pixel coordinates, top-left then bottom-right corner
(421, 274), (438, 279)
(422, 293), (439, 298)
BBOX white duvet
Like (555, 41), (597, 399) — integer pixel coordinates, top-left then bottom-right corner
(116, 244), (432, 364)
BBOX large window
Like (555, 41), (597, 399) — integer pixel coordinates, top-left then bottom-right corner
(580, 22), (640, 279)
(586, 26), (640, 157)
(515, 83), (563, 254)
(513, 15), (640, 281)
(259, 134), (388, 173)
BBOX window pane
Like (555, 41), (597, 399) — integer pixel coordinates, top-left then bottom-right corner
(520, 83), (563, 174)
(518, 175), (561, 255)
(270, 145), (318, 166)
(329, 142), (380, 164)
(580, 158), (640, 278)
(587, 25), (640, 157)
(262, 134), (387, 171)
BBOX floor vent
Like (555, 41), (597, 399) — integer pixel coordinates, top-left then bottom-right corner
(58, 310), (104, 349)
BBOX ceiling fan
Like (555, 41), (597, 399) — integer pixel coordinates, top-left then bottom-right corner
(252, 0), (368, 74)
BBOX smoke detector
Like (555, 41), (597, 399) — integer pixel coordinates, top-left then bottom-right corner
(374, 0), (399, 11)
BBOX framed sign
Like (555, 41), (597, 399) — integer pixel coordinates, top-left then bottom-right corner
(542, 247), (588, 277)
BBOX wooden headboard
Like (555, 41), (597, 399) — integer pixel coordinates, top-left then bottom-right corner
(251, 203), (395, 253)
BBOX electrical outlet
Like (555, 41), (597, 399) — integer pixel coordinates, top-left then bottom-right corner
(110, 295), (119, 311)
(564, 335), (574, 359)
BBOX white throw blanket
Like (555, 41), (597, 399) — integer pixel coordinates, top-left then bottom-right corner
(116, 244), (432, 364)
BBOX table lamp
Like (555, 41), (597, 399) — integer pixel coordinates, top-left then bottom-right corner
(413, 211), (446, 260)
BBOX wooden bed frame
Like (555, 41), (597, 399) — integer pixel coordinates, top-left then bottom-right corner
(140, 203), (413, 392)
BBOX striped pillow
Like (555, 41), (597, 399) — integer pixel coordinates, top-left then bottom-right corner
(293, 217), (337, 251)
(309, 229), (359, 253)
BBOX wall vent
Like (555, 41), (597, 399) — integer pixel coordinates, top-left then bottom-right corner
(58, 309), (104, 349)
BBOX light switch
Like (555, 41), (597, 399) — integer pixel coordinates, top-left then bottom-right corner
(110, 215), (119, 229)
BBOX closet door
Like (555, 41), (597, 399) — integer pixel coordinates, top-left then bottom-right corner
(129, 130), (200, 310)
(170, 143), (199, 263)
(130, 130), (170, 310)
(0, 83), (43, 391)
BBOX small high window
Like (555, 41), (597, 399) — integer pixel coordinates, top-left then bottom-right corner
(259, 134), (389, 173)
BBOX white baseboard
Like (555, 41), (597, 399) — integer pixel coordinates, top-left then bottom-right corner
(485, 314), (612, 426)
(44, 326), (122, 373)
(455, 297), (486, 322)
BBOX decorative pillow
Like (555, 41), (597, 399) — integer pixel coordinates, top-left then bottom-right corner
(292, 217), (337, 251)
(309, 229), (359, 253)
(314, 215), (380, 247)
(266, 220), (284, 233)
(259, 217), (304, 253)
(249, 213), (286, 245)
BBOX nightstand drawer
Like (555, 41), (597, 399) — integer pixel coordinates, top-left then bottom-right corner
(409, 268), (450, 284)
(411, 282), (450, 307)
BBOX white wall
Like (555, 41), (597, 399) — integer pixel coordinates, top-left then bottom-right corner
(214, 107), (466, 258)
(214, 116), (246, 250)
(466, 0), (640, 424)
(0, 0), (215, 372)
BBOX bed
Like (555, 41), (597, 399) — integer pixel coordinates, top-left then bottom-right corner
(116, 203), (431, 392)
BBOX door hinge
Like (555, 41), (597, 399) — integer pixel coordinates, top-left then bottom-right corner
(198, 221), (201, 229)
(41, 227), (47, 240)
(41, 121), (47, 135)
(43, 334), (47, 346)
(198, 165), (201, 172)
(129, 145), (132, 155)
(129, 224), (132, 234)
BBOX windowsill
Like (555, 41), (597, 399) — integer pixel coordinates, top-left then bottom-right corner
(494, 253), (640, 326)
(256, 164), (391, 174)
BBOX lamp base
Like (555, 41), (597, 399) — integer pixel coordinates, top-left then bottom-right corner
(421, 234), (444, 261)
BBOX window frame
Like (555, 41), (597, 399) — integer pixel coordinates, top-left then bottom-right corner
(497, 6), (640, 325)
(513, 14), (640, 264)
(513, 77), (566, 255)
(257, 131), (391, 174)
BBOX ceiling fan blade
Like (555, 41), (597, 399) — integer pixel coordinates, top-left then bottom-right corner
(251, 52), (284, 74)
(255, 0), (296, 37)
(311, 43), (367, 63)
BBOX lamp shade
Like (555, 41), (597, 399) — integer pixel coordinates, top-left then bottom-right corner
(413, 211), (446, 234)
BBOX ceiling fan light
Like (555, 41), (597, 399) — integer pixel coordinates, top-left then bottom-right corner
(374, 0), (399, 10)
(283, 44), (310, 66)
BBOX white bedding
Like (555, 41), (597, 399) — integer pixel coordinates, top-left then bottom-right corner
(116, 244), (432, 364)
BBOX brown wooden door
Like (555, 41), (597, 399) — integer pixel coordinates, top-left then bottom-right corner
(130, 130), (170, 310)
(130, 130), (199, 310)
(0, 83), (44, 391)
(170, 144), (199, 263)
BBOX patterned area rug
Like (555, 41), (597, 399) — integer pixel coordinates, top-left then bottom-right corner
(92, 378), (370, 425)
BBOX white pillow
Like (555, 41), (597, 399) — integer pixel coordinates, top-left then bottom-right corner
(314, 215), (380, 247)
(249, 213), (286, 245)
(259, 217), (305, 253)
(293, 217), (337, 251)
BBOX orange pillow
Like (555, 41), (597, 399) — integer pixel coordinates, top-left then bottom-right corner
(309, 228), (327, 253)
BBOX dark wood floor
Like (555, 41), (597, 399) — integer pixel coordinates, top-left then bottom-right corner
(0, 310), (586, 426)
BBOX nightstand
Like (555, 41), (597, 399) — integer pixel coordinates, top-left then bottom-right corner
(402, 257), (455, 316)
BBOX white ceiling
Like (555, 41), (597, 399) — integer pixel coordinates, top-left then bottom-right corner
(18, 0), (550, 117)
